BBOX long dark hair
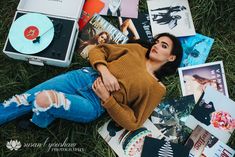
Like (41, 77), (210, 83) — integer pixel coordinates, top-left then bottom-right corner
(145, 33), (183, 80)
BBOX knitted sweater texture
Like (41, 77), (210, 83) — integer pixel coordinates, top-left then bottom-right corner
(89, 43), (166, 130)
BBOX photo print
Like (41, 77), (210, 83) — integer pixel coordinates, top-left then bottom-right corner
(150, 95), (195, 144)
(185, 125), (235, 157)
(147, 0), (195, 37)
(178, 33), (214, 67)
(178, 61), (229, 102)
(99, 0), (140, 18)
(77, 14), (128, 59)
(98, 119), (164, 157)
(185, 86), (235, 143)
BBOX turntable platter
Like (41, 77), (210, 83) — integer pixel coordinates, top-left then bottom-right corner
(8, 13), (54, 55)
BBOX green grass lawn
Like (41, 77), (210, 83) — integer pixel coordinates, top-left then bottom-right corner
(0, 0), (235, 156)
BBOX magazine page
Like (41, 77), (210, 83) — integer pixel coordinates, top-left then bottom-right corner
(77, 14), (128, 59)
(78, 0), (105, 31)
(141, 137), (190, 157)
(178, 61), (229, 102)
(150, 95), (195, 144)
(185, 125), (214, 157)
(98, 119), (164, 157)
(185, 86), (235, 143)
(185, 125), (235, 157)
(178, 33), (214, 67)
(202, 135), (235, 157)
(147, 0), (195, 37)
(99, 0), (140, 18)
(118, 12), (154, 42)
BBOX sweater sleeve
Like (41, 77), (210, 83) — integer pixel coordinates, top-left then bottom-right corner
(102, 86), (166, 131)
(88, 44), (129, 69)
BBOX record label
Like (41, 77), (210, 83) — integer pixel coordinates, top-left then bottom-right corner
(9, 13), (54, 55)
(24, 26), (39, 40)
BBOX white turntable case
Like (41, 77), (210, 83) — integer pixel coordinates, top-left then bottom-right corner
(3, 0), (85, 67)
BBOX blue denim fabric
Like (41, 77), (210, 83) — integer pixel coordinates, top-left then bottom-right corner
(0, 67), (104, 127)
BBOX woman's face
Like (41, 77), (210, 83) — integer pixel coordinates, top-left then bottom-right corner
(149, 36), (175, 63)
(97, 33), (108, 44)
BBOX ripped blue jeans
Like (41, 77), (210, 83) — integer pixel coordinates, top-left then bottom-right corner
(0, 67), (104, 128)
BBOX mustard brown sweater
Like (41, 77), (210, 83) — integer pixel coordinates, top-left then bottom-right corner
(89, 43), (166, 131)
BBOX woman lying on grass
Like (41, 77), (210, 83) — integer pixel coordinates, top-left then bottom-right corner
(0, 33), (182, 131)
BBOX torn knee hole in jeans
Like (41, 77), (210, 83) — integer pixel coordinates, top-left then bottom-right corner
(33, 90), (71, 115)
(2, 93), (31, 107)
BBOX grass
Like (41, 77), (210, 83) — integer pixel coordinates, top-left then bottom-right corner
(0, 0), (235, 156)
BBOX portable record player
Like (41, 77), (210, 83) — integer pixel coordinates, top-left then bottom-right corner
(3, 0), (85, 67)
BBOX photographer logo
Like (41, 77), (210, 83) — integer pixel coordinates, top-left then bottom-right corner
(5, 137), (84, 152)
(6, 140), (22, 151)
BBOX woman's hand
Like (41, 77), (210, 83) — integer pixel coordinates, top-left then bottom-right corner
(96, 64), (120, 92)
(92, 77), (110, 102)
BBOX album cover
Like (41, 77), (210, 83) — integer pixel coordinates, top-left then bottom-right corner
(178, 61), (229, 102)
(98, 119), (165, 157)
(202, 135), (235, 157)
(185, 86), (235, 143)
(150, 95), (195, 144)
(147, 0), (195, 37)
(77, 14), (128, 59)
(185, 125), (235, 157)
(141, 136), (190, 157)
(118, 12), (154, 42)
(185, 125), (215, 157)
(78, 0), (105, 31)
(99, 0), (140, 18)
(178, 33), (214, 67)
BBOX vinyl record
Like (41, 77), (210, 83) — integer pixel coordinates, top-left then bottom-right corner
(9, 13), (54, 54)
